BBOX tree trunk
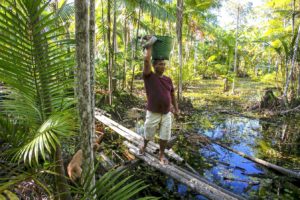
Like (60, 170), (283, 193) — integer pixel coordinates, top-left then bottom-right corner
(232, 5), (240, 94)
(297, 66), (300, 97)
(292, 0), (296, 38)
(176, 0), (183, 100)
(75, 0), (95, 191)
(135, 7), (141, 59)
(107, 0), (113, 105)
(54, 147), (73, 200)
(122, 17), (128, 90)
(101, 0), (106, 44)
(90, 0), (96, 132)
(112, 0), (117, 90)
(90, 0), (96, 159)
(130, 64), (136, 94)
(283, 25), (300, 103)
(129, 8), (141, 93)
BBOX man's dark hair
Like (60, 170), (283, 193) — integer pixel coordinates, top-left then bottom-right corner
(152, 59), (164, 66)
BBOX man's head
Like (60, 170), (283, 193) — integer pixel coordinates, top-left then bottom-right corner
(152, 59), (166, 75)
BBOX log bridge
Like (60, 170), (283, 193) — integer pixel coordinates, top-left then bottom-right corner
(95, 110), (245, 200)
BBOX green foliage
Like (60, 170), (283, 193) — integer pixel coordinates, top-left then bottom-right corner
(71, 168), (159, 200)
(0, 0), (75, 165)
(260, 72), (282, 85)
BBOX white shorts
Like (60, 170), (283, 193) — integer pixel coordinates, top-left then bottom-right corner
(144, 110), (172, 141)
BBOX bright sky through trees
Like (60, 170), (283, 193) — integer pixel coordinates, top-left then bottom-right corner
(214, 0), (265, 29)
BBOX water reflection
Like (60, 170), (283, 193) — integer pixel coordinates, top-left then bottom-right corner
(194, 116), (300, 199)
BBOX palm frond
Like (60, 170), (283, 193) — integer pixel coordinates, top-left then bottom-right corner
(0, 0), (76, 165)
(55, 1), (75, 24)
(12, 111), (75, 165)
(71, 168), (159, 200)
(0, 190), (19, 199)
(123, 0), (175, 22)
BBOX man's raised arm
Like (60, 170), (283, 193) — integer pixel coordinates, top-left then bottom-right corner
(143, 47), (152, 76)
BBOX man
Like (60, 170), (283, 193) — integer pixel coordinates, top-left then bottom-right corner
(140, 37), (179, 165)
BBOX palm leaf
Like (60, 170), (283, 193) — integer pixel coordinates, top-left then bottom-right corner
(12, 111), (75, 165)
(0, 0), (75, 166)
(55, 1), (75, 24)
(123, 0), (175, 21)
(71, 168), (159, 200)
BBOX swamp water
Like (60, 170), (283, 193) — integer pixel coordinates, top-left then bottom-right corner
(164, 114), (300, 199)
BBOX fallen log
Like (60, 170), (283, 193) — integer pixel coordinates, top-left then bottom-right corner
(95, 112), (184, 162)
(223, 177), (260, 185)
(124, 141), (245, 200)
(196, 133), (300, 180)
(275, 105), (300, 115)
(216, 141), (300, 179)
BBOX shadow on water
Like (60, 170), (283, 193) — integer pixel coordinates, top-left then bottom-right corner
(170, 114), (300, 199)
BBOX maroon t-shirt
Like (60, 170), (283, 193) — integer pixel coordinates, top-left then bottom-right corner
(143, 72), (174, 114)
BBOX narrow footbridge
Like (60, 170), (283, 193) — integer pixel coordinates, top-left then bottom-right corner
(95, 110), (245, 200)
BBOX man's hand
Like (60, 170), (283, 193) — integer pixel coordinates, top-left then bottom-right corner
(142, 35), (152, 40)
(172, 108), (180, 119)
(142, 35), (157, 49)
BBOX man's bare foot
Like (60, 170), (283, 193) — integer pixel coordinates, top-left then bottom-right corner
(159, 156), (168, 165)
(138, 144), (146, 155)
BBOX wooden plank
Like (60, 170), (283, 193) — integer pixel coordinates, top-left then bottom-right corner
(95, 112), (184, 162)
(124, 141), (245, 200)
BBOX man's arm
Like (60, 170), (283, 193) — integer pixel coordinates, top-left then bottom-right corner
(171, 91), (179, 116)
(143, 47), (152, 76)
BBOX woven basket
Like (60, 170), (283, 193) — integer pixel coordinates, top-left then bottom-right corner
(152, 35), (173, 60)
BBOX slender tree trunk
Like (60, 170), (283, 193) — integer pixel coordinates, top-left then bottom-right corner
(176, 0), (183, 100)
(297, 65), (300, 97)
(101, 0), (106, 44)
(107, 1), (113, 105)
(112, 0), (117, 90)
(292, 0), (296, 38)
(101, 0), (108, 93)
(54, 148), (72, 200)
(75, 0), (95, 191)
(285, 58), (289, 88)
(122, 17), (128, 90)
(283, 25), (300, 103)
(90, 0), (96, 149)
(232, 5), (240, 94)
(129, 22), (134, 93)
(89, 0), (96, 189)
(130, 6), (141, 91)
(130, 64), (136, 94)
(135, 7), (141, 59)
